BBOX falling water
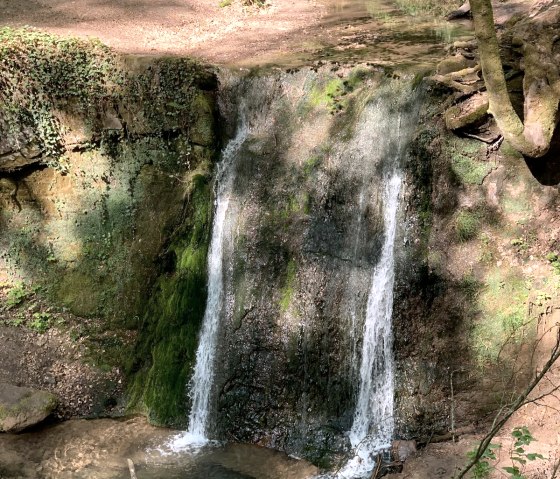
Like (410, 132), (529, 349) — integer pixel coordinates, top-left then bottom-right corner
(338, 172), (402, 478)
(168, 112), (248, 450)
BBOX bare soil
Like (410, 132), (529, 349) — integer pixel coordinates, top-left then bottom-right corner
(0, 286), (126, 421)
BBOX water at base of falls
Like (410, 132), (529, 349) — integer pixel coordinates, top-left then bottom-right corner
(336, 173), (402, 479)
(166, 114), (249, 453)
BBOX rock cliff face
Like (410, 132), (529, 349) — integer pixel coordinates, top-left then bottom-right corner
(0, 30), (218, 423)
(1, 30), (559, 470)
(208, 70), (422, 465)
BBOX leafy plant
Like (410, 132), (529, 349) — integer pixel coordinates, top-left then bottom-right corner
(502, 427), (545, 478)
(30, 312), (52, 333)
(0, 28), (120, 169)
(464, 427), (545, 479)
(466, 443), (500, 478)
(4, 282), (30, 309)
(546, 252), (560, 274)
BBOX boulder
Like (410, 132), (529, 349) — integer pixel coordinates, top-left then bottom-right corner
(444, 92), (489, 131)
(0, 383), (58, 432)
(392, 440), (417, 462)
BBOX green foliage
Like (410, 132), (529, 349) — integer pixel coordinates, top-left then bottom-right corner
(3, 282), (30, 310)
(456, 210), (481, 242)
(502, 427), (546, 478)
(546, 252), (560, 274)
(0, 27), (201, 171)
(466, 443), (500, 479)
(0, 28), (120, 169)
(466, 427), (545, 479)
(30, 312), (52, 333)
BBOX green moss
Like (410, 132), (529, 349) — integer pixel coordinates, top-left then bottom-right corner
(310, 79), (344, 107)
(279, 259), (297, 312)
(189, 92), (216, 146)
(451, 155), (492, 185)
(127, 172), (213, 426)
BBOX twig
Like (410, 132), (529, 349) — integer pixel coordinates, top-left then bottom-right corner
(127, 459), (138, 479)
(551, 456), (560, 479)
(456, 327), (560, 479)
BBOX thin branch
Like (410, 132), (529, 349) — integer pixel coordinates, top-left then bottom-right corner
(456, 328), (560, 479)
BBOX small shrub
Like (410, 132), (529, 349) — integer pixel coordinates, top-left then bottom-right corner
(465, 427), (545, 479)
(30, 312), (51, 333)
(4, 282), (29, 310)
(546, 252), (560, 274)
(456, 210), (481, 242)
(466, 443), (500, 479)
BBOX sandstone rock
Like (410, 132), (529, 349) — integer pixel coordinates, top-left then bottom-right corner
(0, 383), (58, 432)
(0, 144), (42, 173)
(444, 92), (489, 131)
(436, 54), (476, 76)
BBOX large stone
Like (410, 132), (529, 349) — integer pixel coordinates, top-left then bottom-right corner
(0, 144), (42, 173)
(0, 383), (58, 432)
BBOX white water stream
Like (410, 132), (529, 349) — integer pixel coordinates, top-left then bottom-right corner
(338, 172), (402, 478)
(168, 116), (248, 450)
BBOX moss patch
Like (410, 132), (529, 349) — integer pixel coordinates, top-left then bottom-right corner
(448, 138), (492, 185)
(127, 169), (213, 426)
(279, 259), (297, 312)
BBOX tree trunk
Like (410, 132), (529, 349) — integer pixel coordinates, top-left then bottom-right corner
(470, 0), (559, 158)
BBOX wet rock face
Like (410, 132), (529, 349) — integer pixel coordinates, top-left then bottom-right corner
(0, 383), (57, 432)
(207, 70), (422, 465)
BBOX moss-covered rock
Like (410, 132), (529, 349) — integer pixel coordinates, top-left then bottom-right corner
(127, 166), (213, 426)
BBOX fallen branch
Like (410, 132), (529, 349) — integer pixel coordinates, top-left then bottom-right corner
(127, 459), (138, 479)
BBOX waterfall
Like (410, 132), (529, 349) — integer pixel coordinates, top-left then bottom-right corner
(339, 172), (402, 478)
(169, 109), (248, 450)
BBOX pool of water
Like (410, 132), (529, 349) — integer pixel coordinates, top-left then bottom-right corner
(0, 417), (317, 479)
(237, 0), (472, 70)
